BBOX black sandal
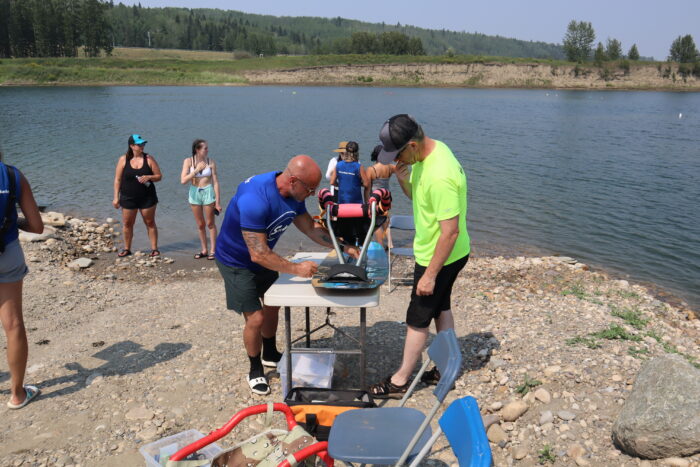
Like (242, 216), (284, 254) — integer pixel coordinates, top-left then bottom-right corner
(149, 249), (161, 257)
(207, 253), (216, 260)
(194, 251), (207, 259)
(420, 366), (441, 386)
(117, 249), (132, 257)
(369, 376), (409, 399)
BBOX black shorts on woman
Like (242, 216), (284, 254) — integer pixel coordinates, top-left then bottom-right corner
(406, 254), (469, 328)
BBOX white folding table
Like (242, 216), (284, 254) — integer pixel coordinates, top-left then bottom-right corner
(264, 252), (380, 396)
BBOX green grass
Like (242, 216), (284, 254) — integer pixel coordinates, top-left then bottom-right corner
(644, 330), (699, 369)
(627, 346), (650, 359)
(591, 324), (642, 342)
(561, 282), (587, 299)
(515, 374), (543, 395)
(610, 306), (649, 330)
(538, 444), (556, 464)
(566, 336), (601, 349)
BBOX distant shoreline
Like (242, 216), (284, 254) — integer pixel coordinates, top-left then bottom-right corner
(1, 51), (699, 91)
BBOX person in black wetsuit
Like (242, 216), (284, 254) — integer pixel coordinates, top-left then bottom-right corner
(112, 134), (163, 257)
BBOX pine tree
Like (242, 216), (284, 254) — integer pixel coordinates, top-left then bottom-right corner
(605, 38), (622, 60)
(562, 20), (595, 62)
(627, 44), (639, 60)
(669, 35), (698, 63)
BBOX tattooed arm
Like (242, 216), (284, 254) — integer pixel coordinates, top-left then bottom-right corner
(242, 230), (317, 277)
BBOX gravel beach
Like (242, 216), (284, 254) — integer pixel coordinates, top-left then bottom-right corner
(1, 213), (699, 467)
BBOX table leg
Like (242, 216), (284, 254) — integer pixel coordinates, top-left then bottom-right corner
(285, 306), (292, 398)
(305, 307), (311, 348)
(360, 307), (366, 390)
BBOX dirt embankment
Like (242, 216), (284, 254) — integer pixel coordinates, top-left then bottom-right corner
(243, 62), (700, 91)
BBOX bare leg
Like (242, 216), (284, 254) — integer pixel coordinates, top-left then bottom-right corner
(140, 205), (158, 251)
(435, 309), (454, 332)
(203, 204), (217, 254)
(391, 324), (429, 386)
(0, 280), (28, 406)
(242, 308), (264, 356)
(121, 208), (138, 251)
(190, 204), (207, 254)
(261, 305), (279, 339)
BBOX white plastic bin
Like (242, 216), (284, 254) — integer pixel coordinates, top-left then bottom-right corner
(139, 429), (222, 467)
(279, 349), (336, 394)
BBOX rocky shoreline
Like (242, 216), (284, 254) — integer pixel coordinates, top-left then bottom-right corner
(1, 212), (699, 466)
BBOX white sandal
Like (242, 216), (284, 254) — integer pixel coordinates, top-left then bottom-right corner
(246, 375), (270, 395)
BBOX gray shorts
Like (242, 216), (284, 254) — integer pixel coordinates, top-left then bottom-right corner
(0, 239), (28, 283)
(215, 259), (278, 314)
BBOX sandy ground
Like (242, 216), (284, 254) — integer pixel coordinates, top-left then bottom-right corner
(1, 215), (699, 466)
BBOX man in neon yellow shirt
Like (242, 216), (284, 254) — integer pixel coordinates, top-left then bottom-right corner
(370, 114), (470, 398)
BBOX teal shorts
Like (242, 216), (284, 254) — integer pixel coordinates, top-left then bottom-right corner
(188, 184), (215, 205)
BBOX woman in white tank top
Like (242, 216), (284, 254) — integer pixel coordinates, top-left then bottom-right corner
(180, 139), (222, 260)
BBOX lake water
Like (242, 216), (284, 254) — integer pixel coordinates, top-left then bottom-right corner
(1, 86), (698, 309)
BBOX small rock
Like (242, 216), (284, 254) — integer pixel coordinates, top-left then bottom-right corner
(539, 411), (553, 425)
(660, 458), (690, 467)
(125, 406), (154, 421)
(544, 365), (561, 377)
(574, 457), (590, 466)
(512, 445), (528, 460)
(490, 401), (503, 411)
(482, 414), (500, 431)
(558, 410), (577, 421)
(68, 258), (94, 270)
(487, 424), (508, 444)
(567, 444), (585, 458)
(502, 400), (529, 422)
(534, 388), (551, 404)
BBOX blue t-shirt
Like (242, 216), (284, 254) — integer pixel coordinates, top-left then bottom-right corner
(215, 171), (307, 271)
(0, 163), (20, 246)
(336, 160), (363, 204)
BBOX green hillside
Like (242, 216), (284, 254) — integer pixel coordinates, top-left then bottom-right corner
(106, 4), (565, 59)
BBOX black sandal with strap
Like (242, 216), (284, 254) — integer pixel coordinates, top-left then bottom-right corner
(368, 376), (409, 399)
(194, 251), (207, 259)
(420, 366), (441, 386)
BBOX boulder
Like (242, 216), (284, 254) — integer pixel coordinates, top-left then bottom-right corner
(19, 225), (57, 242)
(612, 354), (700, 459)
(68, 258), (94, 270)
(41, 211), (66, 227)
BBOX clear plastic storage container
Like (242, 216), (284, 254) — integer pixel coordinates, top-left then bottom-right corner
(279, 349), (336, 394)
(139, 429), (222, 467)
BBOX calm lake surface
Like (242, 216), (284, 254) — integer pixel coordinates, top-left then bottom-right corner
(1, 86), (698, 308)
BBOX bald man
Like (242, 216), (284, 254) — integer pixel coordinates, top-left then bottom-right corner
(215, 155), (359, 395)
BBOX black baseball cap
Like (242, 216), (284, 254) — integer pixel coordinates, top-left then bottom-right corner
(377, 114), (419, 164)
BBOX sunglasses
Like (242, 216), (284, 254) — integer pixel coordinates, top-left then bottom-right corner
(294, 176), (317, 195)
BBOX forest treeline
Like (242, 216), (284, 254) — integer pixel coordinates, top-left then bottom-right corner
(0, 0), (565, 59)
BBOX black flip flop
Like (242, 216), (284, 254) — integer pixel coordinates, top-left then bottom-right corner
(194, 251), (207, 259)
(118, 249), (132, 257)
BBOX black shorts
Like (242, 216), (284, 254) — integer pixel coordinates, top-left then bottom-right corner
(120, 194), (158, 210)
(216, 259), (279, 314)
(406, 254), (469, 328)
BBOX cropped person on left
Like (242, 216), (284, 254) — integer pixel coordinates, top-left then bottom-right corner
(0, 152), (44, 409)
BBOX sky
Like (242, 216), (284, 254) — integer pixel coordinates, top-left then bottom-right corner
(119, 1), (699, 61)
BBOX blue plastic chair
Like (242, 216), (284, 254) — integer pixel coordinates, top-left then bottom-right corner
(327, 329), (462, 466)
(409, 396), (492, 467)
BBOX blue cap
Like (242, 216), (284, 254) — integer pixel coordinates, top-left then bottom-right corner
(129, 134), (147, 145)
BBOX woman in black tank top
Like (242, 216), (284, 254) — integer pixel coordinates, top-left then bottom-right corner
(112, 134), (163, 257)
